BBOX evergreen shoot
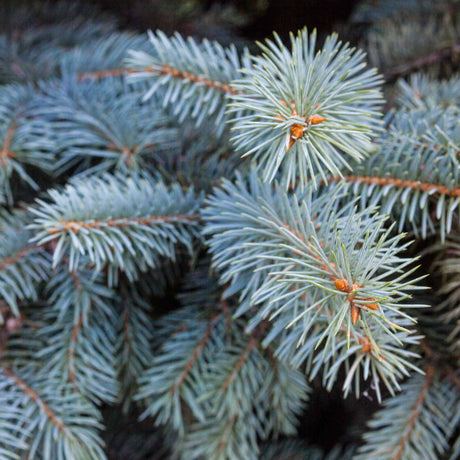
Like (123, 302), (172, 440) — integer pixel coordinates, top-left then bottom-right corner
(0, 1), (459, 459)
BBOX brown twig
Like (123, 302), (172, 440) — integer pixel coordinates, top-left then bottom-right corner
(0, 118), (18, 167)
(0, 246), (38, 271)
(385, 42), (460, 84)
(68, 314), (84, 387)
(335, 175), (460, 198)
(78, 65), (239, 95)
(221, 321), (269, 392)
(47, 213), (197, 235)
(3, 367), (69, 436)
(171, 315), (219, 394)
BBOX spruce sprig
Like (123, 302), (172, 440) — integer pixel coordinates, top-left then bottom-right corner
(356, 368), (460, 460)
(204, 170), (426, 397)
(230, 29), (384, 189)
(29, 174), (202, 276)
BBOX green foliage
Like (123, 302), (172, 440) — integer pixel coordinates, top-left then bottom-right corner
(0, 1), (117, 85)
(230, 29), (383, 189)
(45, 263), (114, 321)
(0, 213), (50, 318)
(351, 0), (456, 25)
(115, 282), (155, 411)
(126, 30), (248, 130)
(59, 32), (151, 79)
(395, 73), (460, 110)
(356, 369), (460, 460)
(136, 308), (221, 434)
(428, 236), (460, 359)
(0, 84), (55, 203)
(204, 170), (425, 399)
(354, 0), (460, 81)
(151, 120), (243, 192)
(0, 0), (459, 459)
(134, 268), (309, 458)
(0, 365), (106, 459)
(333, 105), (460, 240)
(368, 13), (459, 72)
(127, 28), (384, 190)
(260, 441), (355, 460)
(35, 77), (177, 175)
(449, 432), (460, 460)
(136, 307), (308, 459)
(36, 288), (119, 404)
(29, 174), (202, 276)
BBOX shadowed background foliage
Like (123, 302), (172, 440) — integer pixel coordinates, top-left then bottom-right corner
(2, 0), (360, 43)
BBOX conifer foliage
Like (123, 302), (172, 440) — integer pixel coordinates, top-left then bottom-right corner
(0, 0), (459, 459)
